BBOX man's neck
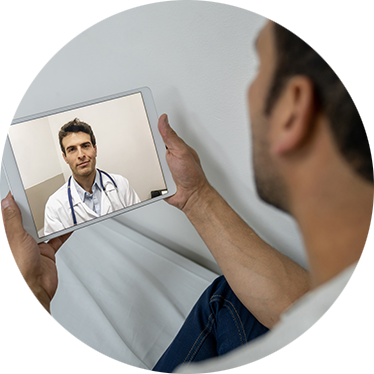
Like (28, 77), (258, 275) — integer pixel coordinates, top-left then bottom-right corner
(73, 169), (96, 194)
(280, 117), (374, 288)
(287, 131), (373, 288)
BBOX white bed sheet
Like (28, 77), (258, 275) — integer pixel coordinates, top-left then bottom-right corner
(51, 218), (219, 370)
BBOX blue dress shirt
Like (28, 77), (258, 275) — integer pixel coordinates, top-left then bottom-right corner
(73, 170), (102, 216)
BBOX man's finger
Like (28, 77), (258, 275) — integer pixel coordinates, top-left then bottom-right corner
(48, 232), (72, 254)
(158, 114), (186, 151)
(1, 192), (27, 246)
(0, 202), (6, 241)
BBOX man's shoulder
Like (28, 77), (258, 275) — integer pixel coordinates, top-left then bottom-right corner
(284, 254), (374, 319)
(106, 172), (129, 185)
(106, 172), (124, 179)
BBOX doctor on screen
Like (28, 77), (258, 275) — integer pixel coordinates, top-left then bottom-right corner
(43, 118), (141, 236)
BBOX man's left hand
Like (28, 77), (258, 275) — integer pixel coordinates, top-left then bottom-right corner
(2, 192), (71, 313)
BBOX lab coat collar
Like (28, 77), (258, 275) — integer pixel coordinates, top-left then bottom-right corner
(72, 170), (102, 203)
(70, 170), (116, 207)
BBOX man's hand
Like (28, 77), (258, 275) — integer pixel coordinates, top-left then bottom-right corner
(158, 114), (310, 328)
(2, 192), (71, 313)
(158, 114), (212, 212)
(0, 193), (70, 374)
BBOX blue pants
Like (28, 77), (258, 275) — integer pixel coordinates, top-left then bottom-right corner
(153, 275), (269, 372)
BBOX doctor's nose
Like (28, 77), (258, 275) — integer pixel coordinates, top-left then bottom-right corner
(77, 147), (86, 159)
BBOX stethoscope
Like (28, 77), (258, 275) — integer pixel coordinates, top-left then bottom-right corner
(67, 169), (123, 225)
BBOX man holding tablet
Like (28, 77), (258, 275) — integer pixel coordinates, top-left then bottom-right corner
(2, 20), (373, 372)
(44, 118), (140, 236)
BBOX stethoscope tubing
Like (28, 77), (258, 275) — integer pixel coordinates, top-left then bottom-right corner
(67, 169), (118, 225)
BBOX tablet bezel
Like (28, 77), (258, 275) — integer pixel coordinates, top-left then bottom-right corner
(2, 87), (176, 243)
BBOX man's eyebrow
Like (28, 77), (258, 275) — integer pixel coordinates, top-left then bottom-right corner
(66, 142), (91, 151)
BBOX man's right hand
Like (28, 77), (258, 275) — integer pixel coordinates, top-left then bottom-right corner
(158, 114), (212, 212)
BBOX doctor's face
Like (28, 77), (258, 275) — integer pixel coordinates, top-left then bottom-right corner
(62, 131), (97, 179)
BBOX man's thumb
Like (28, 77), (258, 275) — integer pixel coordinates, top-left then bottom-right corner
(1, 192), (25, 245)
(158, 114), (184, 151)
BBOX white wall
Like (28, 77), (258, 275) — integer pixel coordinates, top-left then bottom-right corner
(8, 117), (62, 189)
(10, 1), (307, 271)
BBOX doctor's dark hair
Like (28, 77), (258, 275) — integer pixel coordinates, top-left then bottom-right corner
(59, 118), (96, 154)
(266, 0), (374, 182)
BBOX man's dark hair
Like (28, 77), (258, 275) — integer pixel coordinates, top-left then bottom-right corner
(59, 118), (96, 154)
(266, 0), (374, 182)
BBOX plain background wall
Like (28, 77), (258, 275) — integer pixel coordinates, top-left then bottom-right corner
(8, 117), (61, 189)
(6, 1), (307, 272)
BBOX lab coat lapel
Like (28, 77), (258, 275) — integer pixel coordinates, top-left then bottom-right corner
(70, 178), (99, 219)
(70, 180), (81, 208)
(101, 173), (113, 215)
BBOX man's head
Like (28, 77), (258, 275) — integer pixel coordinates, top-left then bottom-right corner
(59, 118), (96, 155)
(59, 118), (97, 179)
(248, 21), (372, 212)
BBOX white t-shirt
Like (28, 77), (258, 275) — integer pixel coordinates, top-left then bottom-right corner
(175, 256), (374, 374)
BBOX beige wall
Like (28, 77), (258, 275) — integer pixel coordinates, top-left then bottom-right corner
(25, 173), (65, 232)
(8, 117), (62, 189)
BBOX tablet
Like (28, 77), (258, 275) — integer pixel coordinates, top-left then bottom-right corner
(2, 87), (176, 243)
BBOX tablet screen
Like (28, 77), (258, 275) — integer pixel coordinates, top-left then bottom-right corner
(8, 91), (167, 239)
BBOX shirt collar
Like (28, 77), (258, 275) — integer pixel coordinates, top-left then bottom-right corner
(72, 169), (102, 202)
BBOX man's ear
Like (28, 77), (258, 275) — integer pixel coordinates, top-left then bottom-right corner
(94, 145), (97, 157)
(62, 152), (68, 163)
(270, 76), (315, 156)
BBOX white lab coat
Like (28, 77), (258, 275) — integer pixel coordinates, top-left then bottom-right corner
(44, 172), (140, 236)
